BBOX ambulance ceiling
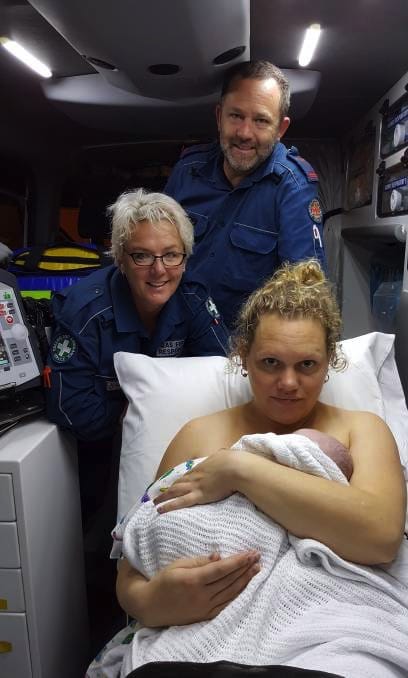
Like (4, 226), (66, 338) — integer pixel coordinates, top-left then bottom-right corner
(1, 0), (408, 149)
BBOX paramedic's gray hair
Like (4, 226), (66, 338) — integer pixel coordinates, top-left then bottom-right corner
(108, 188), (194, 264)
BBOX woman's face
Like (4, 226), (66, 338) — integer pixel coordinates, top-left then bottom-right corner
(119, 219), (186, 317)
(244, 313), (329, 430)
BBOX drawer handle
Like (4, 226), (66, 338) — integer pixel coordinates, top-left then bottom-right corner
(0, 641), (13, 653)
(0, 599), (8, 610)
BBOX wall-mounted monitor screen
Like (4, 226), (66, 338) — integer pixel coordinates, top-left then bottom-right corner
(377, 161), (408, 217)
(380, 91), (408, 158)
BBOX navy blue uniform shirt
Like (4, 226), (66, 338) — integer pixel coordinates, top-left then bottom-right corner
(165, 141), (325, 329)
(45, 265), (228, 441)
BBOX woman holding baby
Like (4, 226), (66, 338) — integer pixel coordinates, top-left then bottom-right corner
(89, 260), (407, 678)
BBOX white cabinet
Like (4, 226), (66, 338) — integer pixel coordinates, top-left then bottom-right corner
(0, 419), (89, 678)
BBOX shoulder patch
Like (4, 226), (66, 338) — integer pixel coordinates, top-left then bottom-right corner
(287, 148), (319, 182)
(51, 333), (77, 363)
(308, 198), (323, 224)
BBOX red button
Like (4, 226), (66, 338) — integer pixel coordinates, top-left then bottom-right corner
(5, 316), (13, 324)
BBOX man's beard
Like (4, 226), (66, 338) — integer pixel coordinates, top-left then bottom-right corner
(220, 136), (276, 176)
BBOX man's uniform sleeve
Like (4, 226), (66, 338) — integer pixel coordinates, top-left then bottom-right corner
(181, 283), (230, 357)
(164, 143), (213, 200)
(276, 151), (326, 271)
(45, 295), (125, 441)
(163, 161), (180, 197)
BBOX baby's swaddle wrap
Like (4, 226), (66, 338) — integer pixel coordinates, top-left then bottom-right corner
(120, 432), (348, 573)
(112, 432), (408, 678)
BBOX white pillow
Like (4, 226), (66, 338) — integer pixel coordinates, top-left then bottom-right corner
(114, 332), (408, 519)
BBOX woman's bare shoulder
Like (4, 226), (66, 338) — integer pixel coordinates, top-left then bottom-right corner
(320, 402), (388, 426)
(314, 402), (391, 448)
(177, 406), (243, 450)
(155, 406), (240, 477)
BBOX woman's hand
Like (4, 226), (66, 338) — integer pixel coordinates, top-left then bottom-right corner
(154, 448), (240, 513)
(117, 550), (261, 627)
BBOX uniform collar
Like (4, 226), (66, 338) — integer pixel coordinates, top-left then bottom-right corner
(110, 268), (186, 338)
(234, 142), (287, 188)
(195, 144), (230, 190)
(197, 141), (286, 189)
(152, 284), (186, 345)
(110, 268), (146, 334)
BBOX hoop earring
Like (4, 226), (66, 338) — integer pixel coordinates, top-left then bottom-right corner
(241, 367), (248, 378)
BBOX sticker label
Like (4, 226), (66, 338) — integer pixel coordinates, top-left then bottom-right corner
(308, 198), (323, 223)
(51, 334), (77, 363)
(313, 224), (323, 249)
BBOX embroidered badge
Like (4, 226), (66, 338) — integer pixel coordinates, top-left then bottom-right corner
(51, 334), (77, 363)
(308, 198), (323, 223)
(205, 297), (220, 319)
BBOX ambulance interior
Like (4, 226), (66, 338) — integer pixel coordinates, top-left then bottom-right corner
(1, 1), (408, 676)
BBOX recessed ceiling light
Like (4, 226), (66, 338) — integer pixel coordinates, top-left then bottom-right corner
(0, 37), (52, 78)
(298, 24), (321, 68)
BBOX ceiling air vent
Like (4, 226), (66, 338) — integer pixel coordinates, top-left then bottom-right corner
(213, 46), (246, 66)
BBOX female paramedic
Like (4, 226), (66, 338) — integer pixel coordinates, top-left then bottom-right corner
(45, 188), (229, 443)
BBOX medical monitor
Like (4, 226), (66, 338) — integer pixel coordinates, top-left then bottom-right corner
(0, 269), (42, 393)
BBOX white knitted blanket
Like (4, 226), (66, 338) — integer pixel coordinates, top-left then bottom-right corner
(113, 433), (408, 678)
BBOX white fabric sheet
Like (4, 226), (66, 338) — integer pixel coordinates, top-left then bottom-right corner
(105, 433), (408, 678)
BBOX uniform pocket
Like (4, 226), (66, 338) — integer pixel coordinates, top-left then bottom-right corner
(229, 223), (278, 254)
(94, 374), (124, 400)
(221, 223), (278, 291)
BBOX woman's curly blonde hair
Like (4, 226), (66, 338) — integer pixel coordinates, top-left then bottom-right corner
(230, 259), (346, 371)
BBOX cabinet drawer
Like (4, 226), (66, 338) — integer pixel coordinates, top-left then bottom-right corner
(0, 475), (15, 521)
(0, 523), (20, 568)
(0, 570), (25, 612)
(0, 612), (32, 677)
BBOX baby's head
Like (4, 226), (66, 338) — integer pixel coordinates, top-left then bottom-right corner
(295, 428), (353, 481)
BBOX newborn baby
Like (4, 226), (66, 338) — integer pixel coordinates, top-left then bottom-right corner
(293, 428), (353, 480)
(111, 429), (353, 564)
(139, 428), (353, 504)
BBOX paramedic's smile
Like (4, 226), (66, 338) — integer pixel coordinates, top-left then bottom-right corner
(120, 219), (186, 319)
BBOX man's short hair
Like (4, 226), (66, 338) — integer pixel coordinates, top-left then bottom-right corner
(221, 60), (290, 120)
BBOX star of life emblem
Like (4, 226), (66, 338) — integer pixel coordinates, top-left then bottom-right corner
(51, 334), (77, 363)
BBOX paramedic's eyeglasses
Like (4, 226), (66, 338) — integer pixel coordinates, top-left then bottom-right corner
(126, 251), (186, 267)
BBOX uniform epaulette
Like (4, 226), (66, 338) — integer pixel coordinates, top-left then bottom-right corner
(287, 146), (319, 182)
(179, 141), (216, 159)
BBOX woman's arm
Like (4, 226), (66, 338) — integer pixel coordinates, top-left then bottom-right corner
(155, 411), (407, 565)
(116, 551), (260, 627)
(116, 415), (261, 628)
(234, 412), (406, 563)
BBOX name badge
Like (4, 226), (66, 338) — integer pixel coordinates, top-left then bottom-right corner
(156, 339), (185, 357)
